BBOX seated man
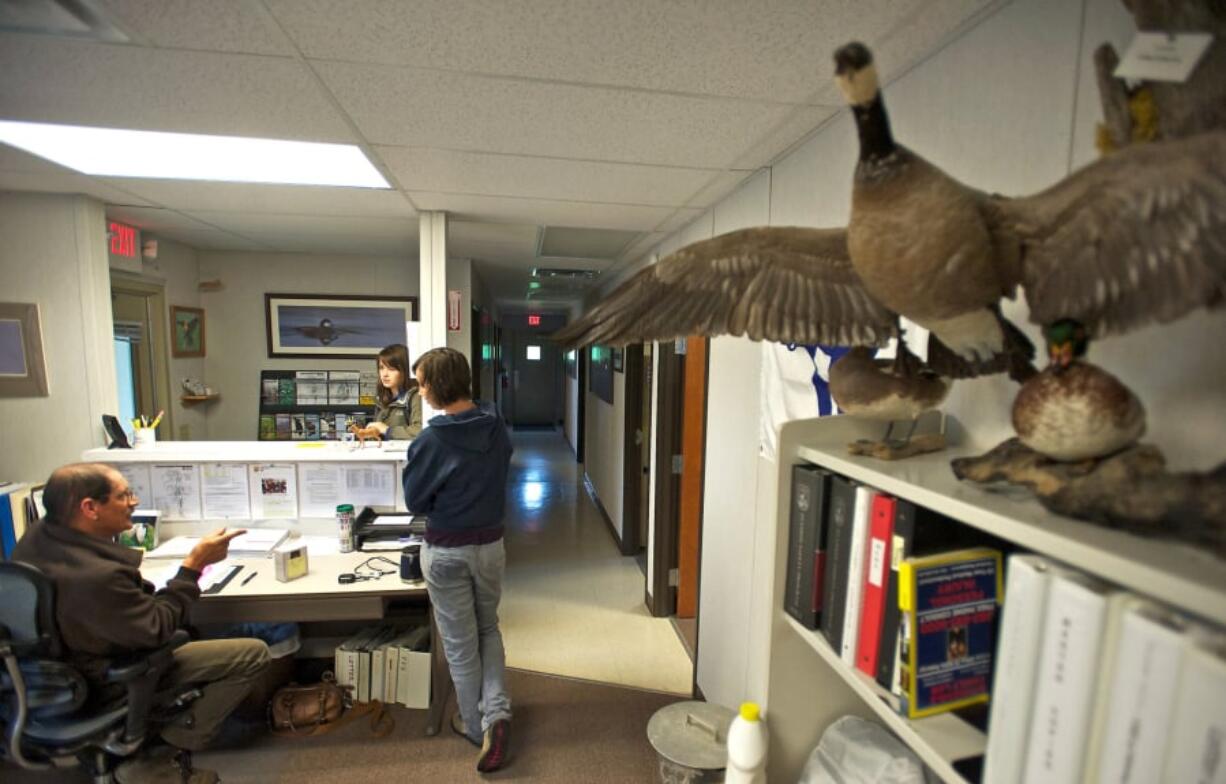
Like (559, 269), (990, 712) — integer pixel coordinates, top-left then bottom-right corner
(13, 463), (270, 784)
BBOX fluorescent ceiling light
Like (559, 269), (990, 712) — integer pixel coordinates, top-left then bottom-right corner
(0, 120), (390, 188)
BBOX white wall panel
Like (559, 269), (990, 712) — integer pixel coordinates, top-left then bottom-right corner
(0, 193), (114, 480)
(696, 170), (770, 707)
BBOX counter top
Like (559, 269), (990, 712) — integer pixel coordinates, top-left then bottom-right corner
(84, 440), (412, 463)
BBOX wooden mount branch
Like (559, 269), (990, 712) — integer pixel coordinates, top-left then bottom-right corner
(951, 438), (1226, 558)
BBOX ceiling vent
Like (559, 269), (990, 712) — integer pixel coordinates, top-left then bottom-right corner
(0, 0), (130, 42)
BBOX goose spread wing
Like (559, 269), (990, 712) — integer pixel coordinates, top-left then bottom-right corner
(991, 131), (1226, 336)
(551, 226), (898, 349)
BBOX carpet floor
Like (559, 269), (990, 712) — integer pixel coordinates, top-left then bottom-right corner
(5, 668), (685, 784)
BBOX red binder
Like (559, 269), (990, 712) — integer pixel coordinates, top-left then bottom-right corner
(855, 493), (896, 676)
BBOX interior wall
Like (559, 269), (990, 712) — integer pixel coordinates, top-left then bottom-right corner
(197, 251), (417, 441)
(695, 170), (771, 706)
(0, 191), (116, 481)
(582, 356), (626, 538)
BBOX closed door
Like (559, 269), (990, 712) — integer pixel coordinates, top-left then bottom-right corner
(510, 330), (559, 426)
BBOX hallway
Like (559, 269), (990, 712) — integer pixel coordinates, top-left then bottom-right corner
(499, 431), (694, 695)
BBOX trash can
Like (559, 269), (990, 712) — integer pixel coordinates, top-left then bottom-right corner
(647, 701), (735, 784)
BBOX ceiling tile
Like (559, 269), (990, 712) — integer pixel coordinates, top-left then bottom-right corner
(148, 227), (270, 251)
(656, 208), (709, 238)
(539, 227), (638, 259)
(98, 178), (415, 218)
(726, 105), (841, 170)
(270, 0), (987, 104)
(317, 62), (799, 168)
(408, 191), (684, 232)
(107, 205), (226, 233)
(0, 33), (353, 141)
(449, 221), (539, 264)
(101, 0), (295, 55)
(0, 169), (154, 205)
(375, 146), (721, 207)
(685, 170), (756, 208)
(187, 210), (418, 255)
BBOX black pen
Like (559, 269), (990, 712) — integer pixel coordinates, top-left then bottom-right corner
(240, 571), (257, 586)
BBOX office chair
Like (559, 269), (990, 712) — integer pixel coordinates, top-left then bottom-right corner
(0, 561), (201, 783)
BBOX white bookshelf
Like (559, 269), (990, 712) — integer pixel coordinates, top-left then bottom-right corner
(783, 615), (986, 783)
(763, 411), (1226, 783)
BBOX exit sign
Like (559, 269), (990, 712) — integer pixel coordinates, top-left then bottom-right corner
(107, 220), (142, 272)
(109, 221), (138, 258)
(527, 314), (541, 326)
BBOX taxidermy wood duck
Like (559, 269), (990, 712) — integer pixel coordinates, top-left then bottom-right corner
(554, 42), (1226, 385)
(829, 345), (951, 444)
(1012, 320), (1146, 462)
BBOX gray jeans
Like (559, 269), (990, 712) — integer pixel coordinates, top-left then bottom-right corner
(422, 539), (511, 741)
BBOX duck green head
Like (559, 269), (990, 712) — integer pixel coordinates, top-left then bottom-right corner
(1043, 319), (1088, 370)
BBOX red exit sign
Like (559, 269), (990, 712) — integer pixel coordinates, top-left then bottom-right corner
(527, 314), (541, 326)
(109, 221), (138, 258)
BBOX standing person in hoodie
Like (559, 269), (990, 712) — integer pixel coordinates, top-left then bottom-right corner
(403, 347), (513, 773)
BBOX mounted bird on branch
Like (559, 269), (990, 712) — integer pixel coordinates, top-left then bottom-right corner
(553, 40), (1226, 388)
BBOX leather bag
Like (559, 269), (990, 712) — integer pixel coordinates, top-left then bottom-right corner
(268, 672), (393, 738)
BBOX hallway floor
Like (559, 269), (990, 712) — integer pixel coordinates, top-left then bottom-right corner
(500, 431), (694, 695)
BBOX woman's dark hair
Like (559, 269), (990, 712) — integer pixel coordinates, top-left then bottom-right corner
(376, 343), (415, 408)
(42, 463), (115, 524)
(412, 347), (471, 407)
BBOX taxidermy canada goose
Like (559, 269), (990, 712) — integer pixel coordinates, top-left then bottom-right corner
(554, 43), (1226, 384)
(828, 345), (951, 444)
(1011, 319), (1146, 462)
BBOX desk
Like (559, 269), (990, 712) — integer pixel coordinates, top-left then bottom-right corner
(143, 550), (450, 736)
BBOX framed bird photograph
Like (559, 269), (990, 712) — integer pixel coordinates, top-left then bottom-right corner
(265, 293), (418, 360)
(170, 305), (205, 358)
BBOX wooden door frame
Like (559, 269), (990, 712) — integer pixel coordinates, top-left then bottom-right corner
(648, 339), (685, 616)
(619, 344), (644, 556)
(110, 274), (173, 440)
(676, 336), (708, 618)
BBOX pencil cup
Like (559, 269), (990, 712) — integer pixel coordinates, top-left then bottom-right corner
(134, 428), (157, 449)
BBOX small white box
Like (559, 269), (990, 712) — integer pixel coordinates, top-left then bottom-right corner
(274, 545), (309, 582)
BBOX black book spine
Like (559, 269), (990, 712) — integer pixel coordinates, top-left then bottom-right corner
(876, 497), (917, 688)
(784, 465), (829, 629)
(820, 475), (856, 652)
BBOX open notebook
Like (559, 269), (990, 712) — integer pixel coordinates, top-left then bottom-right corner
(147, 528), (291, 559)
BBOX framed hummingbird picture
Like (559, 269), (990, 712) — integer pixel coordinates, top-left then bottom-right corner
(170, 305), (205, 358)
(264, 293), (418, 360)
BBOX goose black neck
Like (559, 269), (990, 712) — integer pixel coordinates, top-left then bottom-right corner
(852, 92), (896, 162)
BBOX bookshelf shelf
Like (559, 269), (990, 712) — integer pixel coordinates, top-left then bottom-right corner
(764, 411), (1225, 782)
(793, 438), (1226, 628)
(783, 615), (984, 784)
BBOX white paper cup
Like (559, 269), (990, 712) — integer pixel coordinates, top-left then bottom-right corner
(134, 428), (157, 449)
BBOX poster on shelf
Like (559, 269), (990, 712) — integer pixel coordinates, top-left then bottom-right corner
(149, 464), (202, 521)
(200, 463), (251, 520)
(249, 463), (298, 519)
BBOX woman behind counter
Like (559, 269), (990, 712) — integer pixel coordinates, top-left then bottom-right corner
(351, 343), (423, 441)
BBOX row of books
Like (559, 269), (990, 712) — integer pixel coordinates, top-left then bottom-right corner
(984, 554), (1225, 784)
(0, 481), (44, 559)
(783, 463), (1225, 784)
(260, 370), (378, 407)
(784, 464), (1001, 719)
(334, 624), (431, 708)
(258, 411), (371, 441)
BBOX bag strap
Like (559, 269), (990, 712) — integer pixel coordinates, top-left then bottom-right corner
(271, 700), (396, 739)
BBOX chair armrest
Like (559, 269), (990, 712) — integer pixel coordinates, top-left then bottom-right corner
(103, 630), (190, 683)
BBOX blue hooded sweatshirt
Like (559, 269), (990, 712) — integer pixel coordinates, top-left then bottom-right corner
(402, 400), (512, 546)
